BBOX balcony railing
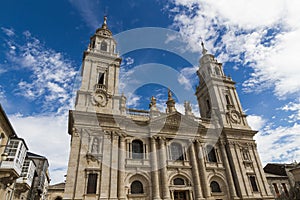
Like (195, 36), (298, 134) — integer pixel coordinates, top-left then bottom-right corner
(94, 84), (107, 92)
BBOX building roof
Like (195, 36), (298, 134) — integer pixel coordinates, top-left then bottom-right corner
(27, 151), (47, 159)
(264, 163), (297, 176)
(48, 182), (65, 190)
(0, 103), (17, 138)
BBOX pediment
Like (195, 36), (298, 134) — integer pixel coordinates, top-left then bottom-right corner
(150, 111), (203, 132)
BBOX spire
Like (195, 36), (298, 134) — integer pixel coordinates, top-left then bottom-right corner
(95, 15), (112, 36)
(201, 40), (207, 55)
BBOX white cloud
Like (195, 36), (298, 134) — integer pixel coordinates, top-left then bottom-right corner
(255, 123), (300, 165)
(280, 99), (300, 122)
(126, 93), (141, 107)
(177, 65), (198, 90)
(68, 0), (101, 30)
(0, 29), (80, 184)
(124, 57), (135, 66)
(170, 0), (300, 99)
(2, 30), (78, 114)
(247, 115), (267, 131)
(1, 27), (15, 37)
(9, 114), (70, 184)
(0, 86), (5, 101)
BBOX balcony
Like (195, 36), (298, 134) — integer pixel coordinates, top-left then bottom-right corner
(15, 159), (36, 193)
(94, 84), (107, 92)
(0, 138), (28, 185)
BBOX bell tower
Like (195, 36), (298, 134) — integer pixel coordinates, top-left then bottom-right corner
(195, 42), (250, 129)
(75, 16), (125, 114)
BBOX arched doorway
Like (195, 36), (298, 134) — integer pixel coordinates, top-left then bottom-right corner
(171, 177), (191, 200)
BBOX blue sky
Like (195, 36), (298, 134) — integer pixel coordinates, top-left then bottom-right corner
(1, 0), (300, 184)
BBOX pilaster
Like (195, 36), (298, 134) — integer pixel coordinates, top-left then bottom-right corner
(227, 141), (247, 198)
(109, 132), (119, 199)
(100, 131), (112, 199)
(220, 141), (237, 198)
(151, 137), (161, 200)
(195, 141), (210, 198)
(118, 136), (126, 200)
(189, 140), (204, 199)
(158, 137), (171, 200)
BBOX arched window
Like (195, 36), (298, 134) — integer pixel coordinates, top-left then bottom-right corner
(132, 140), (143, 159)
(100, 41), (108, 51)
(131, 180), (143, 194)
(170, 142), (184, 161)
(174, 178), (185, 185)
(206, 145), (217, 162)
(210, 181), (221, 192)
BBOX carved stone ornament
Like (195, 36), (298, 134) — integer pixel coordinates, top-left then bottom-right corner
(229, 110), (241, 124)
(92, 90), (108, 107)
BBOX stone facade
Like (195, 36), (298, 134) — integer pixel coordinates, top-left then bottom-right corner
(63, 18), (274, 200)
(47, 182), (65, 200)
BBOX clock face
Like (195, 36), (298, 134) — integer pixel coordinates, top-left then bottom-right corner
(230, 110), (241, 124)
(93, 91), (107, 107)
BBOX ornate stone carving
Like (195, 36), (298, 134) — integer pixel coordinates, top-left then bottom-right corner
(91, 90), (108, 107)
(229, 110), (241, 124)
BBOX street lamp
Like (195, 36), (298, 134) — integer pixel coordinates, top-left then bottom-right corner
(1, 152), (8, 161)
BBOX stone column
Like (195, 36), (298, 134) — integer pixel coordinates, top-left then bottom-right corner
(220, 141), (237, 198)
(189, 141), (203, 199)
(227, 141), (247, 197)
(118, 136), (126, 199)
(110, 132), (119, 199)
(251, 143), (273, 196)
(151, 137), (161, 200)
(100, 131), (111, 199)
(195, 141), (210, 198)
(159, 137), (171, 200)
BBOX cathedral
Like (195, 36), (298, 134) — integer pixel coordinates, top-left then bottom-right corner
(63, 17), (274, 200)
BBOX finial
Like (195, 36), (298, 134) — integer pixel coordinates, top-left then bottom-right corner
(168, 88), (173, 100)
(200, 37), (207, 55)
(166, 88), (176, 113)
(101, 16), (108, 29)
(104, 16), (107, 25)
(149, 96), (158, 110)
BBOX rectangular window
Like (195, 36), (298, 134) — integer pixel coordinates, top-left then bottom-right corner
(282, 183), (289, 196)
(87, 173), (98, 194)
(250, 176), (259, 192)
(98, 73), (104, 85)
(273, 183), (280, 196)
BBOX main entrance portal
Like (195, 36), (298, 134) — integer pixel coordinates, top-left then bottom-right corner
(173, 191), (188, 200)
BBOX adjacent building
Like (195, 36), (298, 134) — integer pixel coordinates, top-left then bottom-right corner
(0, 104), (50, 200)
(63, 17), (274, 200)
(47, 182), (65, 200)
(264, 162), (300, 198)
(27, 152), (50, 200)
